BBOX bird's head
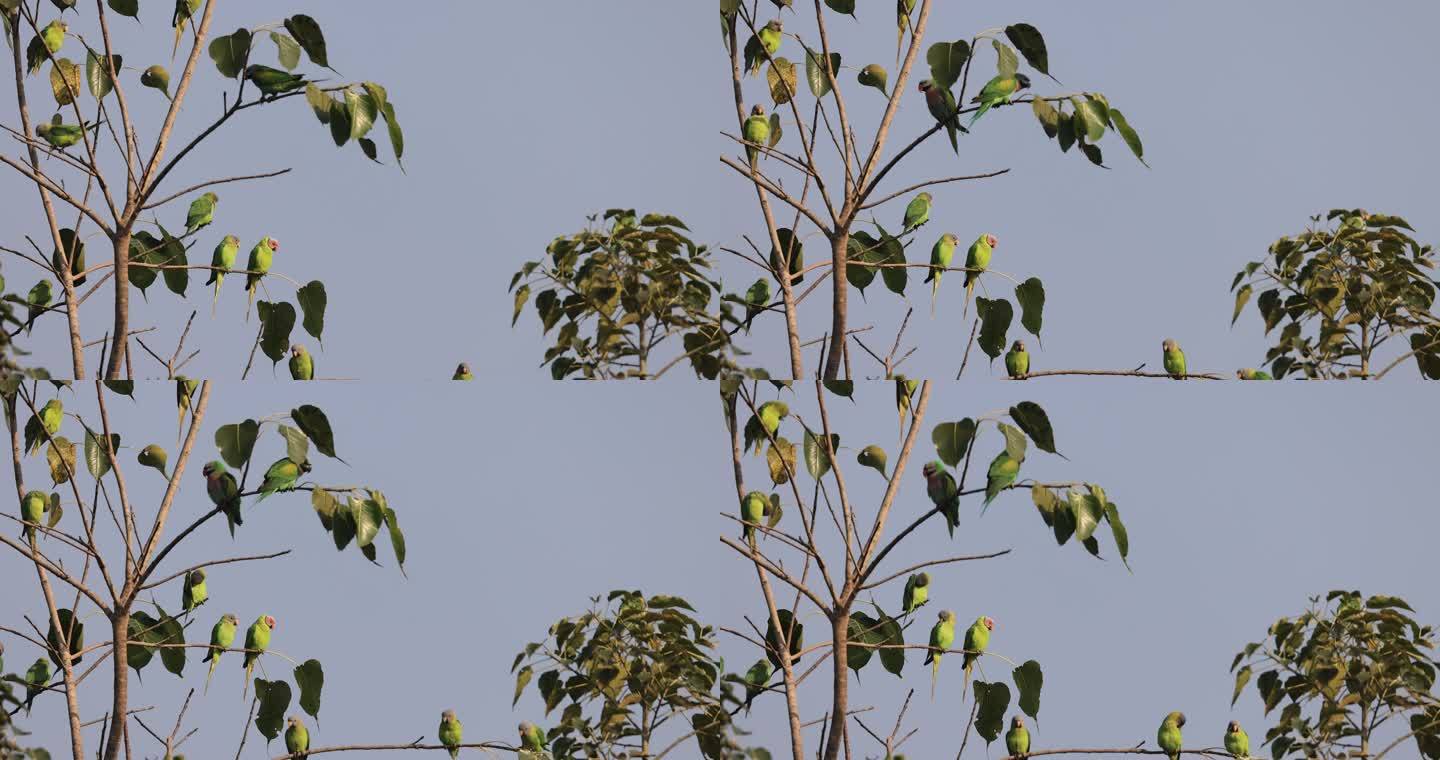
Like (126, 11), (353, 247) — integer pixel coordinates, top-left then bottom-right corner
(290, 344), (307, 358)
(268, 237), (280, 251)
(1011, 340), (1026, 353)
(456, 362), (471, 376)
(224, 234), (239, 245)
(204, 192), (219, 203)
(985, 233), (998, 248)
(750, 103), (766, 117)
(938, 609), (955, 622)
(982, 616), (995, 631)
(1011, 716), (1025, 729)
(202, 460), (222, 478)
(766, 19), (783, 32)
(298, 460), (313, 475)
(243, 64), (260, 79)
(917, 79), (933, 94)
(915, 572), (930, 587)
(1236, 369), (1248, 379)
(223, 613), (239, 626)
(918, 191), (932, 202)
(188, 568), (205, 584)
(1166, 711), (1186, 727)
(286, 715), (302, 729)
(264, 614), (277, 629)
(1227, 721), (1241, 734)
(1162, 338), (1179, 352)
(35, 122), (51, 137)
(943, 232), (959, 246)
(1015, 73), (1032, 90)
(921, 460), (943, 479)
(518, 720), (535, 735)
(442, 709), (457, 722)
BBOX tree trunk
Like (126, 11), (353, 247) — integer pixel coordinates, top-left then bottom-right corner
(102, 609), (130, 760)
(105, 230), (131, 380)
(822, 608), (850, 760)
(824, 230), (850, 380)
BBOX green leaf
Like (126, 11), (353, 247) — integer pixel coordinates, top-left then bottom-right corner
(209, 28), (251, 79)
(992, 40), (1018, 77)
(283, 15), (330, 69)
(926, 40), (969, 90)
(330, 499), (355, 551)
(47, 609), (83, 667)
(157, 230), (188, 296)
(103, 380), (135, 398)
(1070, 492), (1102, 542)
(846, 231), (880, 294)
(766, 57), (798, 105)
(345, 85), (377, 141)
(254, 678), (292, 742)
(214, 420), (259, 468)
(1015, 277), (1045, 339)
(1231, 284), (1252, 326)
(312, 488), (337, 531)
(1004, 24), (1050, 76)
(802, 429), (838, 479)
(381, 101), (404, 167)
(46, 436), (76, 485)
(257, 301), (296, 365)
(1008, 402), (1058, 455)
(1056, 112), (1075, 152)
(931, 419), (975, 468)
(879, 234), (906, 295)
(1071, 97), (1106, 142)
(328, 98), (352, 146)
(1013, 660), (1043, 719)
(511, 284), (531, 327)
(823, 380), (853, 398)
(305, 84), (331, 124)
(770, 228), (804, 284)
(270, 32), (301, 70)
(296, 280), (327, 342)
(126, 611), (158, 673)
(973, 680), (1011, 744)
(1102, 500), (1130, 569)
(290, 405), (339, 460)
(85, 52), (120, 99)
(382, 502), (406, 573)
(278, 424), (310, 465)
(768, 112), (783, 148)
(876, 613), (904, 676)
(1109, 108), (1147, 166)
(1231, 664), (1251, 707)
(997, 422), (1027, 462)
(512, 665), (533, 707)
(822, 0), (854, 15)
(1032, 97), (1059, 138)
(83, 430), (119, 479)
(975, 297), (1013, 360)
(351, 497), (383, 549)
(107, 0), (138, 17)
(154, 613), (184, 676)
(805, 50), (841, 98)
(294, 659), (323, 720)
(846, 611), (878, 673)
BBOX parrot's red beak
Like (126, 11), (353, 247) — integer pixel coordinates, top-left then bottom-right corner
(269, 239), (280, 251)
(987, 235), (998, 248)
(985, 617), (995, 630)
(266, 615), (276, 628)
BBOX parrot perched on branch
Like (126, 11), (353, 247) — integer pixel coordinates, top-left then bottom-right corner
(902, 192), (931, 233)
(961, 234), (997, 321)
(902, 572), (930, 615)
(1162, 339), (1186, 379)
(244, 65), (307, 97)
(923, 609), (955, 699)
(206, 235), (238, 315)
(202, 612), (237, 694)
(924, 233), (957, 317)
(961, 615), (994, 699)
(1005, 340), (1029, 379)
(1157, 712), (1185, 760)
(204, 461), (242, 536)
(518, 721), (547, 753)
(438, 710), (463, 759)
(241, 614), (274, 699)
(742, 105), (770, 169)
(968, 73), (1031, 128)
(285, 716), (309, 760)
(922, 460), (959, 536)
(1006, 716), (1030, 757)
(182, 568), (208, 612)
(20, 491), (48, 540)
(917, 80), (963, 152)
(289, 344), (314, 381)
(185, 192), (217, 234)
(245, 237), (279, 320)
(1225, 720), (1249, 759)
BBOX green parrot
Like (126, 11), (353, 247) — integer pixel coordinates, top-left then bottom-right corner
(918, 80), (963, 153)
(742, 278), (771, 333)
(923, 609), (955, 699)
(740, 491), (768, 541)
(1162, 339), (1186, 379)
(27, 398), (64, 453)
(924, 233), (958, 317)
(1006, 715), (1030, 757)
(895, 0), (916, 65)
(40, 20), (67, 54)
(741, 658), (772, 714)
(453, 362), (474, 380)
(1005, 340), (1030, 379)
(182, 568), (208, 612)
(518, 721), (546, 753)
(902, 192), (931, 233)
(20, 491), (48, 540)
(962, 233), (997, 320)
(203, 612), (238, 693)
(894, 375), (917, 433)
(983, 450), (1020, 510)
(176, 376), (198, 442)
(138, 444), (168, 477)
(185, 192), (217, 234)
(756, 401), (788, 444)
(961, 615), (994, 699)
(141, 65), (172, 99)
(902, 572), (930, 615)
(206, 234), (238, 314)
(245, 236), (279, 320)
(23, 657), (51, 714)
(285, 716), (309, 760)
(288, 344), (314, 381)
(241, 614), (275, 699)
(1157, 711), (1185, 760)
(1236, 368), (1272, 381)
(922, 460), (960, 536)
(1225, 720), (1249, 759)
(35, 117), (98, 150)
(438, 710), (463, 759)
(25, 279), (53, 333)
(968, 73), (1031, 128)
(171, 0), (202, 57)
(51, 230), (85, 286)
(257, 458), (310, 501)
(742, 104), (770, 169)
(245, 64), (307, 97)
(745, 20), (783, 76)
(203, 461), (243, 536)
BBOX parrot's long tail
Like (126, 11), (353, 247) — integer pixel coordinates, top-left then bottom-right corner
(211, 280), (220, 317)
(962, 282), (974, 321)
(930, 277), (940, 318)
(246, 286), (254, 322)
(930, 656), (939, 700)
(243, 662), (252, 700)
(205, 655), (218, 695)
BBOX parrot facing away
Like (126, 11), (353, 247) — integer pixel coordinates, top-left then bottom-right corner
(185, 192), (217, 234)
(741, 491), (768, 541)
(28, 398), (64, 453)
(961, 615), (994, 699)
(1225, 720), (1249, 759)
(25, 279), (54, 333)
(918, 80), (964, 152)
(245, 237), (279, 320)
(453, 363), (474, 380)
(175, 377), (197, 443)
(924, 233), (957, 317)
(922, 460), (960, 536)
(742, 278), (771, 332)
(207, 235), (239, 315)
(241, 614), (274, 699)
(983, 450), (1020, 510)
(182, 568), (208, 612)
(968, 72), (1031, 127)
(518, 721), (547, 752)
(1162, 339), (1186, 379)
(1005, 340), (1029, 379)
(244, 65), (307, 97)
(901, 572), (930, 615)
(23, 657), (51, 714)
(40, 20), (67, 54)
(1236, 368), (1271, 380)
(745, 20), (784, 76)
(288, 344), (314, 381)
(923, 609), (955, 699)
(20, 491), (48, 540)
(171, 0), (202, 57)
(438, 710), (463, 759)
(285, 716), (309, 760)
(895, 0), (916, 65)
(1006, 716), (1031, 757)
(203, 613), (238, 693)
(902, 192), (931, 233)
(962, 234), (997, 320)
(742, 104), (770, 169)
(203, 461), (243, 536)
(258, 458), (310, 501)
(1157, 712), (1185, 760)
(741, 659), (772, 714)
